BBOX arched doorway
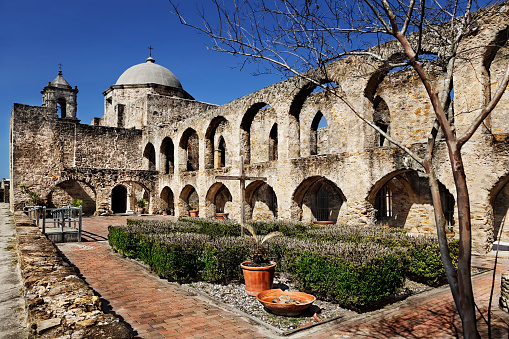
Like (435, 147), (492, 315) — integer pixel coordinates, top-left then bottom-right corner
(112, 185), (128, 213)
(160, 186), (174, 215)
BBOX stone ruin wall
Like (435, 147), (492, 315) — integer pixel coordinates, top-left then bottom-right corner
(10, 4), (509, 252)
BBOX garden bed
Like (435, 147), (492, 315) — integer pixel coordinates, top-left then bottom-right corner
(182, 273), (432, 334)
(108, 218), (460, 320)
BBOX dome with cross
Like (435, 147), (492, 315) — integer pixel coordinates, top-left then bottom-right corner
(116, 57), (182, 89)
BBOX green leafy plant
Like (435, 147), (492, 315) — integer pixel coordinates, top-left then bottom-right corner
(29, 191), (41, 206)
(71, 198), (83, 208)
(137, 198), (147, 208)
(243, 223), (282, 265)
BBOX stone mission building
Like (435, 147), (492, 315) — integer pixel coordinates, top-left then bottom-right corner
(9, 4), (509, 252)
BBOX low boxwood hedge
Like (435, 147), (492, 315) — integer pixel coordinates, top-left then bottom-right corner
(108, 219), (459, 310)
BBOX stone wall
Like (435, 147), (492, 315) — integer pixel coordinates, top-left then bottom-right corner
(14, 212), (132, 338)
(10, 3), (509, 253)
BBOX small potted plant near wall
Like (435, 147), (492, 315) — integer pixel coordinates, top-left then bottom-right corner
(189, 209), (199, 217)
(241, 224), (282, 296)
(137, 199), (147, 214)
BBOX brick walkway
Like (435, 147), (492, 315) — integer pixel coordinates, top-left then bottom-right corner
(57, 216), (509, 338)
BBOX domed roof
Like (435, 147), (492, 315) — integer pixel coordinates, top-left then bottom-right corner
(51, 71), (72, 88)
(116, 57), (182, 88)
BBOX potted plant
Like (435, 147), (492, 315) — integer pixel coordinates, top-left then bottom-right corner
(240, 224), (282, 296)
(71, 198), (83, 207)
(137, 199), (147, 214)
(189, 209), (199, 217)
(216, 212), (229, 220)
(162, 208), (169, 215)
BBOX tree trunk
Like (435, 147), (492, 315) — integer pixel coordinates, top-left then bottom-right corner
(448, 142), (480, 339)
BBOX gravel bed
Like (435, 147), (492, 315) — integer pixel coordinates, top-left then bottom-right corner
(183, 273), (432, 333)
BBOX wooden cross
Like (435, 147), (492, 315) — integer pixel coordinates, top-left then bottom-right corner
(215, 155), (267, 235)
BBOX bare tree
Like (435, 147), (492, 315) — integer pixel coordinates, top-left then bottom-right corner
(170, 1), (509, 337)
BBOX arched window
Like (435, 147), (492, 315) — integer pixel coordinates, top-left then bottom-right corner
(160, 137), (174, 174)
(217, 136), (226, 168)
(310, 111), (328, 155)
(375, 185), (393, 219)
(269, 124), (278, 161)
(143, 143), (156, 171)
(57, 98), (67, 118)
(179, 129), (199, 172)
(116, 104), (125, 128)
(373, 96), (391, 147)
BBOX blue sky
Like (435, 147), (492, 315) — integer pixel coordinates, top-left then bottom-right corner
(0, 0), (281, 180)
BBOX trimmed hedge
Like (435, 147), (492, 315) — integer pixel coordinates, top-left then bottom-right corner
(108, 219), (459, 310)
(407, 239), (459, 286)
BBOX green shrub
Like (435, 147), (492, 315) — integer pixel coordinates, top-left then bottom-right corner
(407, 239), (459, 286)
(284, 250), (406, 310)
(108, 226), (140, 257)
(201, 239), (250, 283)
(108, 219), (460, 310)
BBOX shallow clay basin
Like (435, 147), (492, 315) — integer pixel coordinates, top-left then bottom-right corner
(257, 289), (315, 316)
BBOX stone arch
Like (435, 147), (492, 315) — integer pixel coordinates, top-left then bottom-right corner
(373, 96), (391, 147)
(217, 136), (226, 168)
(488, 173), (509, 243)
(205, 116), (229, 169)
(47, 179), (96, 215)
(179, 184), (199, 216)
(367, 170), (455, 232)
(57, 97), (67, 118)
(245, 181), (278, 220)
(179, 128), (199, 172)
(111, 185), (128, 214)
(110, 181), (151, 214)
(290, 80), (337, 158)
(160, 186), (175, 215)
(268, 123), (278, 161)
(310, 111), (329, 155)
(292, 176), (345, 223)
(485, 28), (509, 133)
(240, 102), (275, 164)
(160, 137), (174, 175)
(205, 183), (232, 218)
(143, 142), (156, 171)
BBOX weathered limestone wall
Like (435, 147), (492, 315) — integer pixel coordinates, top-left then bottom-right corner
(14, 213), (132, 338)
(10, 3), (509, 253)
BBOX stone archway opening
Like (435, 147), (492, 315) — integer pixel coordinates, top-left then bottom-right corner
(292, 176), (344, 223)
(179, 185), (199, 216)
(246, 181), (278, 220)
(112, 185), (128, 214)
(47, 180), (96, 215)
(369, 171), (455, 233)
(160, 186), (174, 215)
(205, 183), (232, 218)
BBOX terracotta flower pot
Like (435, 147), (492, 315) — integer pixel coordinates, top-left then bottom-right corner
(257, 289), (315, 316)
(312, 220), (334, 225)
(216, 212), (229, 220)
(162, 210), (168, 215)
(240, 261), (276, 296)
(446, 233), (455, 238)
(189, 209), (199, 217)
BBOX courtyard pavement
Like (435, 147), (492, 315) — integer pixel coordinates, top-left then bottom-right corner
(56, 215), (509, 338)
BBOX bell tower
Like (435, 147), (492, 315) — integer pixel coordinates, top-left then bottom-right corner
(41, 70), (79, 119)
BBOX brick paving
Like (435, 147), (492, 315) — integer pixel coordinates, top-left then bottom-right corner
(57, 216), (509, 338)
